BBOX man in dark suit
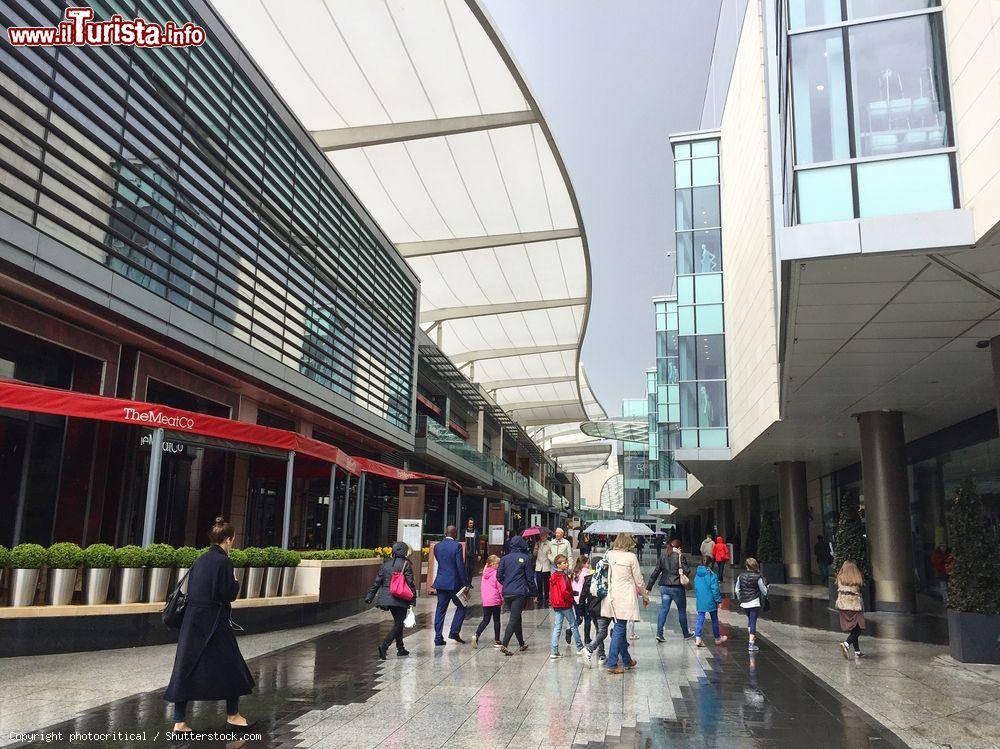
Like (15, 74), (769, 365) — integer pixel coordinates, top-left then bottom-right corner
(463, 517), (479, 588)
(432, 525), (470, 645)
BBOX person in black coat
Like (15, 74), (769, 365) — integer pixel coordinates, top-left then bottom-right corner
(365, 541), (417, 660)
(164, 517), (254, 736)
(496, 535), (536, 655)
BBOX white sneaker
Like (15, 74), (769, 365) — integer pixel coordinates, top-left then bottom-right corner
(471, 635), (478, 648)
(550, 651), (564, 659)
(576, 647), (586, 656)
(583, 649), (593, 668)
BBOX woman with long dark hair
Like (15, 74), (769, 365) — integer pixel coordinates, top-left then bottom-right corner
(164, 517), (254, 736)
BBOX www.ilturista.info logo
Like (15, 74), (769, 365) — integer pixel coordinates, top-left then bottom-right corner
(6, 6), (206, 48)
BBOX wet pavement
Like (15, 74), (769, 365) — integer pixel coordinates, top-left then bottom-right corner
(7, 599), (909, 748)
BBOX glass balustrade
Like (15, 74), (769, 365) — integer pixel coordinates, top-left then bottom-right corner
(417, 416), (492, 474)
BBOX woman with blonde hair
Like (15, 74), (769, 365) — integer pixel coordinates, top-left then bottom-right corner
(835, 560), (866, 659)
(600, 533), (649, 674)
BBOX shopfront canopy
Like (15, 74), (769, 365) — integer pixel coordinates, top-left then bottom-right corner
(0, 380), (457, 488)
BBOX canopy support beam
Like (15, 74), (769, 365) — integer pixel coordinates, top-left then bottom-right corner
(397, 227), (579, 257)
(420, 297), (586, 324)
(325, 464), (337, 550)
(281, 451), (295, 549)
(141, 427), (165, 548)
(311, 110), (535, 151)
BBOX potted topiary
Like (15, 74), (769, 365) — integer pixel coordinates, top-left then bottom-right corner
(10, 543), (46, 607)
(82, 543), (116, 605)
(243, 547), (265, 598)
(144, 543), (175, 603)
(174, 546), (200, 594)
(945, 482), (1000, 664)
(229, 547), (248, 595)
(281, 550), (301, 596)
(831, 499), (874, 611)
(47, 542), (84, 605)
(756, 511), (785, 584)
(262, 546), (284, 597)
(115, 545), (147, 603)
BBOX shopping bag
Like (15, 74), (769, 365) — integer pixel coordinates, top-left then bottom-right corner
(403, 607), (416, 628)
(390, 569), (414, 601)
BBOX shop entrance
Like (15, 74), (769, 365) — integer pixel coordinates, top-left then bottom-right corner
(0, 409), (65, 547)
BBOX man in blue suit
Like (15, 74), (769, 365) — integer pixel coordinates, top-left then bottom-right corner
(432, 525), (470, 645)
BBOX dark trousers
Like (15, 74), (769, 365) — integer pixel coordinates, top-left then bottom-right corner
(476, 604), (502, 641)
(715, 561), (726, 584)
(381, 606), (407, 652)
(434, 589), (467, 641)
(535, 571), (550, 605)
(173, 698), (239, 722)
(501, 595), (527, 647)
(845, 624), (862, 652)
(574, 603), (592, 641)
(586, 615), (611, 658)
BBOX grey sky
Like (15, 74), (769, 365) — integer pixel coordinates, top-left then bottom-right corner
(482, 0), (722, 416)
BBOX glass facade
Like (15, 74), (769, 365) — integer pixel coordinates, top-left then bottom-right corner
(652, 299), (686, 495)
(621, 398), (650, 520)
(673, 137), (728, 449)
(785, 2), (955, 223)
(0, 0), (417, 431)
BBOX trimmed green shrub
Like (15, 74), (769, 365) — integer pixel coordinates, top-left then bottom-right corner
(82, 543), (116, 569)
(833, 499), (871, 580)
(0, 545), (10, 568)
(946, 481), (1000, 614)
(115, 545), (147, 568)
(229, 548), (248, 567)
(299, 549), (376, 561)
(244, 547), (266, 568)
(285, 550), (301, 567)
(262, 546), (284, 567)
(11, 543), (47, 569)
(756, 511), (782, 564)
(145, 543), (175, 568)
(47, 542), (84, 569)
(175, 546), (200, 568)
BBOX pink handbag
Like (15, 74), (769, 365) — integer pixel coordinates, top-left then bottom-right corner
(389, 561), (414, 601)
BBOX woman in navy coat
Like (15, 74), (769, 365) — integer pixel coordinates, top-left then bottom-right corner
(164, 517), (254, 735)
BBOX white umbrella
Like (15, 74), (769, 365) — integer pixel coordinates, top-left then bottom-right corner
(582, 520), (657, 536)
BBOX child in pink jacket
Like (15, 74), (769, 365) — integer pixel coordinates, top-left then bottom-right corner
(472, 555), (503, 648)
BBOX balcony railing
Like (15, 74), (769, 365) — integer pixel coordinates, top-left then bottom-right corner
(492, 456), (529, 495)
(417, 415), (492, 475)
(529, 476), (550, 505)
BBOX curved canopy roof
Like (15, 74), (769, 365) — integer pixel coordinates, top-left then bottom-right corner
(599, 474), (625, 514)
(530, 366), (612, 474)
(214, 0), (600, 444)
(580, 418), (649, 443)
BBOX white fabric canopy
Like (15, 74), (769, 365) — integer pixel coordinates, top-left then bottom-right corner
(214, 0), (601, 449)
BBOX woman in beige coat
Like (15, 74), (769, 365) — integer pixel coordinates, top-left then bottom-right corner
(601, 534), (649, 674)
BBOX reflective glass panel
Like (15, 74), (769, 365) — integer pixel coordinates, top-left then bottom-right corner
(679, 336), (696, 381)
(676, 232), (694, 274)
(693, 230), (722, 273)
(694, 274), (723, 304)
(789, 0), (841, 29)
(696, 335), (726, 380)
(681, 429), (699, 448)
(692, 157), (719, 186)
(692, 186), (720, 229)
(850, 16), (949, 158)
(675, 189), (692, 230)
(691, 140), (718, 157)
(677, 275), (695, 305)
(679, 383), (698, 428)
(857, 154), (953, 217)
(797, 166), (854, 223)
(675, 159), (692, 188)
(697, 382), (727, 428)
(678, 306), (695, 336)
(698, 429), (729, 447)
(790, 30), (850, 163)
(674, 143), (691, 158)
(695, 304), (725, 334)
(847, 0), (937, 21)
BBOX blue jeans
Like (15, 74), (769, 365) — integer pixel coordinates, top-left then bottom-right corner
(656, 586), (690, 638)
(695, 610), (720, 639)
(746, 606), (760, 635)
(434, 590), (467, 641)
(605, 619), (633, 668)
(551, 606), (583, 652)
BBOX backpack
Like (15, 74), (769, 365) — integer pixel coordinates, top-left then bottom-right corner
(589, 558), (609, 600)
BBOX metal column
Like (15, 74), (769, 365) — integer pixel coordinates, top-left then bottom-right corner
(442, 483), (449, 535)
(341, 474), (352, 549)
(455, 491), (462, 528)
(11, 414), (36, 547)
(481, 497), (487, 539)
(281, 451), (295, 549)
(325, 464), (337, 550)
(140, 427), (166, 547)
(776, 461), (810, 583)
(354, 472), (366, 547)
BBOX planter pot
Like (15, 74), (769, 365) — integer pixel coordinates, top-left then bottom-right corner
(761, 563), (785, 584)
(234, 567), (245, 597)
(84, 568), (112, 605)
(244, 567), (264, 599)
(119, 568), (143, 603)
(948, 609), (1000, 664)
(281, 567), (296, 596)
(10, 568), (40, 607)
(48, 568), (79, 606)
(146, 567), (172, 603)
(174, 567), (192, 594)
(264, 566), (282, 597)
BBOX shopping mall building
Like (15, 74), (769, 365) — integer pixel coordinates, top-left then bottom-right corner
(665, 0), (1000, 612)
(0, 0), (612, 557)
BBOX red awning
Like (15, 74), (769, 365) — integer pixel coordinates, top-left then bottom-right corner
(0, 380), (457, 487)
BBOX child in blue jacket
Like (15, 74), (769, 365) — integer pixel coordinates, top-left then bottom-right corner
(693, 556), (728, 648)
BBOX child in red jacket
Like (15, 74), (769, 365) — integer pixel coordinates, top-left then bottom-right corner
(549, 554), (584, 658)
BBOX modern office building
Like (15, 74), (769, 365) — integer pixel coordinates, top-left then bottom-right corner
(0, 0), (607, 553)
(668, 0), (1000, 612)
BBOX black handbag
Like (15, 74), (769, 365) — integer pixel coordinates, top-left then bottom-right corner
(761, 595), (771, 612)
(162, 569), (190, 629)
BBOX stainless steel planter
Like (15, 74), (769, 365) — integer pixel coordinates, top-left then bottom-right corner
(281, 567), (296, 596)
(47, 568), (78, 605)
(175, 567), (191, 594)
(234, 567), (245, 597)
(146, 567), (172, 603)
(244, 567), (264, 599)
(11, 568), (40, 607)
(119, 568), (143, 603)
(264, 566), (282, 597)
(84, 568), (112, 605)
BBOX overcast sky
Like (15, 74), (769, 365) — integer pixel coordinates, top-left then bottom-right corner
(482, 0), (723, 416)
